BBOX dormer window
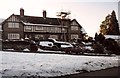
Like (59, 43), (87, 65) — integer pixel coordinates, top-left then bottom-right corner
(8, 22), (19, 28)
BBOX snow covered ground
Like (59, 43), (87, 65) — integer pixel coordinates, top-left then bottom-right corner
(0, 51), (120, 77)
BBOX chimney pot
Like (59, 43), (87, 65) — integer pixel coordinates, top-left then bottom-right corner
(20, 8), (24, 17)
(43, 10), (46, 18)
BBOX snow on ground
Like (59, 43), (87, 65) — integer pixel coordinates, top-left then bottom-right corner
(0, 51), (120, 77)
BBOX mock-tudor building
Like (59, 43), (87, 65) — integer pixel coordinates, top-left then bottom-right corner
(2, 8), (86, 42)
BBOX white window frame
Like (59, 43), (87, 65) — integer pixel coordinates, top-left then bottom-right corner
(8, 22), (19, 28)
(36, 26), (43, 30)
(58, 27), (61, 33)
(25, 26), (32, 30)
(54, 27), (61, 33)
(8, 33), (20, 39)
(62, 28), (67, 33)
(47, 27), (52, 32)
(71, 26), (78, 30)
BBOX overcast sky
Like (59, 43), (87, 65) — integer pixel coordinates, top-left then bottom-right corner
(0, 0), (119, 37)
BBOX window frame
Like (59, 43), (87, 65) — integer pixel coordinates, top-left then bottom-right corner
(35, 26), (44, 31)
(25, 26), (32, 30)
(8, 22), (19, 28)
(8, 33), (20, 39)
(71, 26), (78, 31)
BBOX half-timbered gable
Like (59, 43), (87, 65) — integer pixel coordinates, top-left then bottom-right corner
(70, 19), (83, 40)
(7, 14), (20, 22)
(2, 14), (24, 40)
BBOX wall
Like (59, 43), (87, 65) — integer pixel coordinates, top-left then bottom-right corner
(2, 22), (24, 40)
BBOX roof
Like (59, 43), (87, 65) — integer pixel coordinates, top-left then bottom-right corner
(15, 15), (71, 26)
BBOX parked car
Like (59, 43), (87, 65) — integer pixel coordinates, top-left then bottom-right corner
(39, 41), (54, 50)
(38, 39), (73, 51)
(54, 42), (73, 51)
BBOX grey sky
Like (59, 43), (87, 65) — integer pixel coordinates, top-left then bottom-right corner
(118, 1), (120, 30)
(0, 0), (119, 37)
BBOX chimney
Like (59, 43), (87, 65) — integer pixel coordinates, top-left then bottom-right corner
(20, 8), (24, 17)
(43, 10), (46, 18)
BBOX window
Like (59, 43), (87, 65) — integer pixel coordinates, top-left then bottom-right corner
(71, 26), (78, 30)
(55, 27), (61, 33)
(8, 22), (19, 28)
(46, 27), (61, 33)
(62, 28), (67, 33)
(58, 28), (61, 33)
(36, 26), (43, 30)
(50, 27), (54, 32)
(46, 27), (53, 32)
(8, 33), (20, 39)
(71, 34), (78, 39)
(25, 26), (32, 30)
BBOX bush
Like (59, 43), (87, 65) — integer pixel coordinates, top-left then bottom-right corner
(92, 42), (104, 54)
(103, 38), (120, 55)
